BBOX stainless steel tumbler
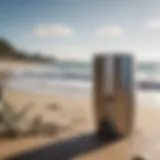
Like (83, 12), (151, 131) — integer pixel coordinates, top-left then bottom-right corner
(93, 54), (134, 137)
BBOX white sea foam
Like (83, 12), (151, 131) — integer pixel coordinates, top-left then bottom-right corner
(7, 62), (160, 108)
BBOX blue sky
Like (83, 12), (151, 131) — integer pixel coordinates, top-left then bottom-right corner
(1, 0), (160, 60)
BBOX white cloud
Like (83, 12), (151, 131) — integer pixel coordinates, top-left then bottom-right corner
(33, 25), (74, 37)
(145, 19), (160, 30)
(53, 45), (91, 61)
(96, 26), (124, 37)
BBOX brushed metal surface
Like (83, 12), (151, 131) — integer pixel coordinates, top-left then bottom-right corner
(93, 54), (134, 136)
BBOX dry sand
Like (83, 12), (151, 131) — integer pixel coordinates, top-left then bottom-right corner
(0, 61), (160, 159)
(1, 87), (160, 159)
(77, 107), (160, 160)
(0, 87), (95, 159)
(2, 87), (95, 134)
(0, 60), (46, 71)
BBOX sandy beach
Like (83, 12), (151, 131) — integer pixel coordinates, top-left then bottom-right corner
(3, 87), (95, 134)
(0, 85), (95, 159)
(1, 87), (160, 159)
(0, 60), (45, 71)
(0, 62), (160, 159)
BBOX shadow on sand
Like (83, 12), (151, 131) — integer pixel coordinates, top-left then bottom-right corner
(7, 130), (123, 160)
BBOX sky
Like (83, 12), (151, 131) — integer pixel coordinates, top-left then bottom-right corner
(1, 0), (160, 61)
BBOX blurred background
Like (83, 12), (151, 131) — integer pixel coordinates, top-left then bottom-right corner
(1, 0), (160, 159)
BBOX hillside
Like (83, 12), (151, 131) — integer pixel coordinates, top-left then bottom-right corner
(0, 38), (55, 63)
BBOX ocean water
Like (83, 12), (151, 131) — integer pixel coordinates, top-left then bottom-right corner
(7, 61), (160, 108)
(8, 61), (93, 95)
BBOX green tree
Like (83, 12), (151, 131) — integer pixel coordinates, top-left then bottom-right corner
(0, 37), (55, 63)
(0, 38), (15, 57)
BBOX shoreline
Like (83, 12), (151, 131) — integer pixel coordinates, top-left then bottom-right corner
(4, 84), (91, 98)
(1, 61), (160, 159)
(5, 84), (160, 109)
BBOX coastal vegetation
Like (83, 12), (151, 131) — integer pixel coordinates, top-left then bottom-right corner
(0, 37), (55, 63)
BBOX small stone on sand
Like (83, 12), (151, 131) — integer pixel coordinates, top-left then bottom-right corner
(132, 155), (146, 160)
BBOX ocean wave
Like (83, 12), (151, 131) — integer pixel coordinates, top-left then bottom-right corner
(7, 62), (160, 95)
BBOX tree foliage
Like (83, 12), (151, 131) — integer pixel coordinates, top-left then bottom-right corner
(0, 37), (55, 63)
